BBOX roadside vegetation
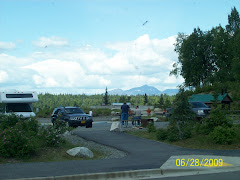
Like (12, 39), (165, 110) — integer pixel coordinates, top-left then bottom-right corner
(34, 93), (173, 118)
(128, 88), (240, 150)
(127, 7), (240, 150)
(0, 114), (102, 164)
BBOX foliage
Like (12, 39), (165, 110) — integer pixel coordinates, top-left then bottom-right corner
(103, 87), (110, 105)
(147, 122), (156, 133)
(157, 94), (164, 109)
(202, 107), (233, 134)
(0, 118), (39, 158)
(36, 108), (54, 118)
(166, 125), (179, 142)
(0, 114), (67, 159)
(210, 126), (236, 145)
(54, 119), (70, 134)
(144, 93), (148, 105)
(0, 113), (23, 130)
(93, 108), (112, 116)
(33, 93), (175, 118)
(156, 128), (168, 141)
(169, 88), (195, 140)
(37, 126), (65, 147)
(170, 7), (240, 90)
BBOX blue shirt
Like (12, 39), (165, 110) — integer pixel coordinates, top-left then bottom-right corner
(121, 104), (129, 114)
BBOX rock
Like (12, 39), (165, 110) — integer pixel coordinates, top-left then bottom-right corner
(111, 111), (116, 115)
(67, 147), (94, 158)
(151, 117), (159, 122)
(111, 117), (119, 121)
(110, 122), (120, 131)
(63, 131), (71, 137)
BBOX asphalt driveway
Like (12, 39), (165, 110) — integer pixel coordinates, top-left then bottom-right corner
(1, 122), (240, 179)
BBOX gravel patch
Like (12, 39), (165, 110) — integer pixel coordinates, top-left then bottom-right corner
(62, 131), (127, 159)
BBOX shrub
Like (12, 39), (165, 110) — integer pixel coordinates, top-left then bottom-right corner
(147, 122), (156, 133)
(0, 113), (23, 130)
(54, 119), (69, 134)
(181, 125), (192, 139)
(0, 121), (37, 158)
(194, 122), (209, 135)
(203, 107), (233, 134)
(156, 128), (168, 141)
(36, 108), (54, 118)
(166, 125), (179, 142)
(37, 126), (65, 147)
(210, 126), (236, 145)
(93, 108), (112, 116)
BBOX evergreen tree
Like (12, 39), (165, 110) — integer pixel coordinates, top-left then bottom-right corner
(226, 7), (240, 36)
(103, 87), (109, 105)
(170, 88), (195, 140)
(158, 94), (164, 109)
(144, 93), (148, 105)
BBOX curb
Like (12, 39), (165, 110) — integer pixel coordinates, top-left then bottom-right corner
(10, 165), (240, 180)
(8, 168), (163, 180)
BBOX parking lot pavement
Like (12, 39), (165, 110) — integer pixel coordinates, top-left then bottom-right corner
(1, 120), (240, 180)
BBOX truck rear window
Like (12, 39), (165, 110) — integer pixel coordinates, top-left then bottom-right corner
(6, 103), (32, 112)
(6, 94), (33, 98)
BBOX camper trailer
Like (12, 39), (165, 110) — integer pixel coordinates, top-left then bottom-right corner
(0, 90), (38, 118)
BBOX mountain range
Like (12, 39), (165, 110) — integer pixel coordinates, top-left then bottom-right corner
(108, 85), (178, 96)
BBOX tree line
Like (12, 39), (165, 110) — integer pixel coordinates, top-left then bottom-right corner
(33, 92), (174, 111)
(171, 7), (240, 89)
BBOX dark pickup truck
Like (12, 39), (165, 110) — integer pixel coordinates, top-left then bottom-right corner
(166, 102), (211, 119)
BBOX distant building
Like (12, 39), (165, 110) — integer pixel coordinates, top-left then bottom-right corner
(112, 103), (131, 107)
(189, 93), (233, 109)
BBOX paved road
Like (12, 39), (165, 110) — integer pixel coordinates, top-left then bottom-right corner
(1, 121), (240, 179)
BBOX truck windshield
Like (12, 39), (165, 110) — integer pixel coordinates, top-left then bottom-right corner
(6, 103), (32, 112)
(64, 108), (84, 114)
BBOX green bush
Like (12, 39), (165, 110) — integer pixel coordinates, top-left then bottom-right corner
(194, 122), (209, 135)
(36, 108), (54, 118)
(147, 122), (156, 133)
(37, 126), (65, 147)
(54, 119), (70, 134)
(0, 113), (23, 130)
(93, 108), (112, 116)
(0, 121), (38, 158)
(210, 126), (236, 145)
(156, 128), (168, 140)
(202, 107), (233, 134)
(181, 125), (192, 139)
(166, 125), (179, 142)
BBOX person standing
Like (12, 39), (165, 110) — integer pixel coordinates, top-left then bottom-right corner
(121, 102), (130, 127)
(147, 108), (151, 116)
(132, 106), (141, 127)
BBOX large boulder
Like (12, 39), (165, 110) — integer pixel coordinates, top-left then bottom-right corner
(67, 147), (94, 158)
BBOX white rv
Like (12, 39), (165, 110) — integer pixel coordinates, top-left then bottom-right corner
(0, 90), (38, 118)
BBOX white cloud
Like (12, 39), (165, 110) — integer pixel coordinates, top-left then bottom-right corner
(0, 34), (183, 93)
(0, 42), (16, 50)
(24, 59), (111, 88)
(33, 36), (68, 48)
(0, 71), (8, 82)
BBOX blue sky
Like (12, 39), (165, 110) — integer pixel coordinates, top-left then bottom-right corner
(0, 0), (239, 94)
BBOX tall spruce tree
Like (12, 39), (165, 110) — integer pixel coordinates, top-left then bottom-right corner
(144, 93), (148, 105)
(103, 87), (109, 105)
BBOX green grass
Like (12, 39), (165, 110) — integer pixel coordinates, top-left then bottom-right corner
(0, 141), (104, 164)
(126, 125), (240, 150)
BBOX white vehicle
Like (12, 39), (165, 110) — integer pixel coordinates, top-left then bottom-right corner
(0, 90), (38, 118)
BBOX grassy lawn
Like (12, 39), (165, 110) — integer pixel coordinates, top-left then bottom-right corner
(126, 125), (240, 150)
(0, 141), (104, 164)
